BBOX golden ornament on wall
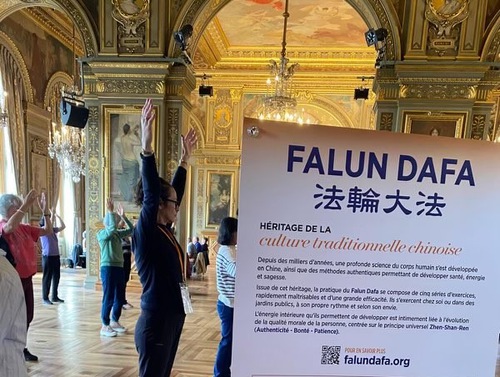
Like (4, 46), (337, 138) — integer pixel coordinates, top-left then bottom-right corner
(111, 0), (150, 53)
(425, 0), (469, 37)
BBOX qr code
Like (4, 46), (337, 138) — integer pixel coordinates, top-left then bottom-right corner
(321, 345), (341, 365)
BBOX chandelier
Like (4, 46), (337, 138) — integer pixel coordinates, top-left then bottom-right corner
(0, 90), (8, 128)
(259, 0), (305, 124)
(48, 119), (86, 183)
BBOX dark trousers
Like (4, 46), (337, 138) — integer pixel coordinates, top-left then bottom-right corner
(135, 310), (185, 377)
(123, 252), (131, 302)
(100, 266), (125, 325)
(42, 255), (61, 300)
(214, 300), (234, 377)
(20, 276), (34, 331)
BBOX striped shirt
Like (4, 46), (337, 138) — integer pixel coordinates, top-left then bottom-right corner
(216, 245), (236, 307)
(0, 253), (28, 377)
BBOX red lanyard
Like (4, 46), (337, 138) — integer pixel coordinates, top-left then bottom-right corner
(157, 225), (184, 278)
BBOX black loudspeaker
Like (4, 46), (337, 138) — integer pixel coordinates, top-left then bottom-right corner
(60, 99), (89, 128)
(199, 85), (213, 97)
(354, 88), (369, 100)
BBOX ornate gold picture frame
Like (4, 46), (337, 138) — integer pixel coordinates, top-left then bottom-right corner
(206, 171), (235, 228)
(403, 112), (465, 138)
(104, 105), (157, 216)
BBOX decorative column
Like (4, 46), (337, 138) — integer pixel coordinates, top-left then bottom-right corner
(163, 65), (196, 261)
(373, 68), (399, 132)
(469, 70), (500, 140)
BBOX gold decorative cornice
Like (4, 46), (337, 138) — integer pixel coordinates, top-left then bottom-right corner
(96, 80), (164, 94)
(197, 156), (240, 166)
(93, 73), (168, 80)
(400, 83), (476, 99)
(222, 49), (375, 61)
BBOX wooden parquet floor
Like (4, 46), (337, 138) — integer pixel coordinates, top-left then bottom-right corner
(27, 268), (219, 377)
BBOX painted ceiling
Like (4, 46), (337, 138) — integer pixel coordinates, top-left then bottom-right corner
(215, 0), (369, 48)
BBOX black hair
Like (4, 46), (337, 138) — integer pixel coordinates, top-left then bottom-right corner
(217, 217), (238, 246)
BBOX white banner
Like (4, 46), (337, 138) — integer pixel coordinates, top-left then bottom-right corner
(233, 119), (500, 377)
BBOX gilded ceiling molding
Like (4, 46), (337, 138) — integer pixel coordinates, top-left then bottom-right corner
(0, 0), (98, 57)
(0, 30), (34, 103)
(52, 0), (98, 57)
(222, 50), (375, 60)
(482, 19), (500, 62)
(24, 7), (85, 56)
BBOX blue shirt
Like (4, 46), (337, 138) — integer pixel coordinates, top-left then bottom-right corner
(40, 228), (61, 257)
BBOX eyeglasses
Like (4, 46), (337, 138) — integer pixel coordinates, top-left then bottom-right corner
(165, 199), (180, 208)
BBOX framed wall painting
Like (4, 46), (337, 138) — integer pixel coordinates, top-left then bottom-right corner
(403, 112), (465, 138)
(31, 153), (49, 218)
(206, 171), (234, 228)
(104, 105), (156, 215)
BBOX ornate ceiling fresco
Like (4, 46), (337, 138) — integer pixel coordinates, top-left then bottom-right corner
(194, 0), (377, 89)
(216, 0), (369, 48)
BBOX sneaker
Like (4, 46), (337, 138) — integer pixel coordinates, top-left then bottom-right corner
(24, 348), (38, 362)
(110, 321), (127, 333)
(100, 325), (117, 337)
(42, 299), (53, 305)
(52, 297), (65, 303)
(122, 302), (133, 310)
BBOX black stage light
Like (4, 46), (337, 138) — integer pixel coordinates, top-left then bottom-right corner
(199, 85), (213, 97)
(354, 88), (369, 100)
(174, 24), (193, 51)
(365, 28), (388, 47)
(60, 98), (89, 128)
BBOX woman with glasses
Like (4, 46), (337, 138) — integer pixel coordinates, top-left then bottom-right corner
(132, 98), (197, 377)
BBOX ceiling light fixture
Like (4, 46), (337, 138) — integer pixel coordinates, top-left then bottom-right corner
(198, 73), (213, 97)
(354, 76), (374, 100)
(48, 23), (86, 183)
(259, 0), (307, 124)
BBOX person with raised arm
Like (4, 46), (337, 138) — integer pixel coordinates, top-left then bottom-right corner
(133, 98), (197, 376)
(39, 208), (66, 305)
(0, 190), (53, 362)
(97, 198), (134, 337)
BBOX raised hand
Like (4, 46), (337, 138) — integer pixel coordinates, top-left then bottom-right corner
(141, 98), (156, 153)
(106, 197), (114, 212)
(37, 191), (47, 212)
(116, 202), (124, 217)
(181, 128), (197, 162)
